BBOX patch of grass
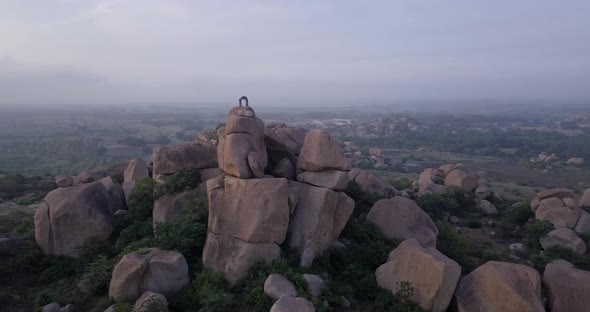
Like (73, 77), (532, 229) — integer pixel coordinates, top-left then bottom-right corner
(523, 220), (553, 250)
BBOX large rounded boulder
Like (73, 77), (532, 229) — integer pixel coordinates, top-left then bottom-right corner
(367, 197), (438, 248)
(376, 239), (461, 312)
(109, 248), (189, 301)
(454, 261), (544, 312)
(543, 261), (590, 312)
(34, 181), (114, 257)
(297, 130), (351, 172)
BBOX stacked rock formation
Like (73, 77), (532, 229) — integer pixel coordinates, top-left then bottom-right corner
(349, 167), (398, 198)
(202, 99), (289, 284)
(416, 164), (479, 195)
(530, 188), (589, 254)
(290, 130), (355, 267)
(202, 100), (356, 284)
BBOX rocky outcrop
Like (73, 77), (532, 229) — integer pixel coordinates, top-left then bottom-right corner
(109, 248), (189, 301)
(270, 296), (315, 312)
(288, 182), (354, 267)
(153, 189), (202, 226)
(543, 261), (590, 312)
(540, 228), (587, 254)
(124, 158), (149, 182)
(535, 197), (580, 229)
(264, 124), (307, 180)
(152, 142), (218, 179)
(217, 105), (267, 178)
(34, 181), (114, 256)
(297, 130), (351, 172)
(416, 164), (479, 195)
(367, 197), (438, 248)
(264, 274), (297, 300)
(349, 168), (397, 198)
(133, 291), (168, 312)
(376, 239), (461, 312)
(202, 232), (280, 285)
(478, 199), (498, 215)
(454, 261), (544, 312)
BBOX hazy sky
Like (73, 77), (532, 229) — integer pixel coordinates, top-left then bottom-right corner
(1, 0), (589, 106)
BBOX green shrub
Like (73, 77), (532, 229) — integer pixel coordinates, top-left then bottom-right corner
(524, 220), (553, 250)
(500, 202), (534, 236)
(80, 255), (114, 295)
(153, 170), (201, 199)
(128, 177), (156, 221)
(466, 217), (482, 228)
(116, 219), (153, 253)
(171, 270), (234, 312)
(529, 246), (590, 272)
(391, 178), (413, 190)
(417, 187), (478, 221)
(0, 210), (34, 237)
(153, 222), (206, 255)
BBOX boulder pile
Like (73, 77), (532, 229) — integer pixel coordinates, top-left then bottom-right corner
(416, 164), (480, 195)
(202, 100), (355, 284)
(530, 188), (590, 253)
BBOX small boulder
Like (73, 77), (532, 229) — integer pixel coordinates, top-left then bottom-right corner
(478, 199), (498, 215)
(540, 228), (587, 254)
(109, 248), (189, 301)
(367, 197), (438, 248)
(303, 274), (325, 297)
(297, 130), (351, 172)
(574, 209), (590, 235)
(264, 274), (297, 300)
(454, 261), (544, 312)
(56, 176), (73, 187)
(78, 171), (95, 183)
(376, 239), (461, 312)
(537, 188), (574, 200)
(42, 303), (61, 312)
(509, 243), (529, 259)
(270, 296), (315, 312)
(133, 291), (168, 312)
(475, 184), (491, 199)
(543, 260), (590, 312)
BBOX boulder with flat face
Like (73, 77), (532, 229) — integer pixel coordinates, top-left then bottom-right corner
(202, 232), (280, 285)
(367, 197), (438, 248)
(543, 261), (590, 312)
(297, 130), (351, 172)
(289, 182), (354, 267)
(109, 248), (189, 301)
(207, 176), (290, 244)
(34, 181), (114, 257)
(152, 142), (218, 179)
(454, 261), (544, 312)
(376, 239), (461, 312)
(124, 158), (149, 182)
